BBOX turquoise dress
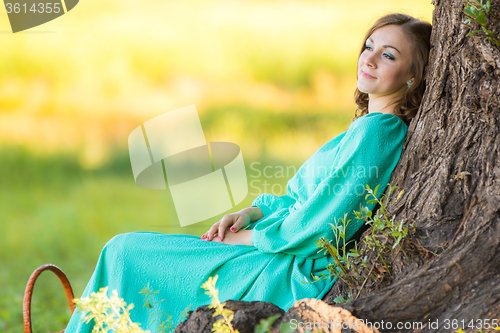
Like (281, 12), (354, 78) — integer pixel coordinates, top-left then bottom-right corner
(64, 112), (408, 332)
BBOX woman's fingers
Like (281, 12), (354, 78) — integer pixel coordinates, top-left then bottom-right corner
(218, 215), (233, 241)
(204, 231), (216, 241)
(202, 208), (255, 241)
(230, 217), (241, 233)
(202, 213), (246, 241)
(204, 221), (221, 241)
(220, 214), (243, 241)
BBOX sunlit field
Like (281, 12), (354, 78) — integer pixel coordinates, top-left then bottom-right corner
(0, 0), (433, 331)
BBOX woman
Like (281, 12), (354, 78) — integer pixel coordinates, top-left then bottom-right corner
(65, 13), (432, 332)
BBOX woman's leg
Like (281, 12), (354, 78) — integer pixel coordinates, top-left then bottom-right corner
(63, 231), (260, 332)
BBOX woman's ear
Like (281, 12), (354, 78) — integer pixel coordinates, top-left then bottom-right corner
(407, 77), (414, 88)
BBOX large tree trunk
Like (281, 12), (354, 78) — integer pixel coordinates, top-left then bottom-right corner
(177, 0), (500, 332)
(323, 0), (500, 330)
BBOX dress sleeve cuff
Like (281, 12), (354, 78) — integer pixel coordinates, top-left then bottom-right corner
(251, 203), (272, 218)
(250, 194), (273, 218)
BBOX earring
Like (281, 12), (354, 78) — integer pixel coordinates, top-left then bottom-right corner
(407, 79), (413, 88)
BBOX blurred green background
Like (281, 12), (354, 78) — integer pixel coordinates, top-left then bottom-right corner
(0, 0), (433, 331)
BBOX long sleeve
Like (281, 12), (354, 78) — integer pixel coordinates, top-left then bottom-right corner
(251, 193), (297, 217)
(250, 113), (408, 258)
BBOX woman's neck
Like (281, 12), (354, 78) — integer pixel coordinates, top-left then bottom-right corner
(367, 94), (401, 115)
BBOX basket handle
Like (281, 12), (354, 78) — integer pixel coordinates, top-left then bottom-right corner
(23, 264), (76, 333)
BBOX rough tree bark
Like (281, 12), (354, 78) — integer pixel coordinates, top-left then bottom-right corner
(176, 0), (500, 332)
(324, 0), (500, 330)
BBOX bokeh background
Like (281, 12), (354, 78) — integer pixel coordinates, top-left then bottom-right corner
(0, 0), (433, 331)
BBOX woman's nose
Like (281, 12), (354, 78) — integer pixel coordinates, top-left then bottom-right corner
(364, 53), (377, 68)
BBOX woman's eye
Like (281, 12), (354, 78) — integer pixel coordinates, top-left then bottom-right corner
(364, 45), (395, 60)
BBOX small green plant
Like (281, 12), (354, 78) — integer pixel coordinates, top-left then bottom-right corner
(356, 184), (410, 273)
(73, 285), (192, 333)
(332, 294), (353, 304)
(308, 183), (415, 299)
(311, 213), (361, 288)
(73, 287), (150, 333)
(201, 275), (239, 333)
(254, 314), (281, 333)
(462, 0), (500, 46)
(139, 283), (192, 333)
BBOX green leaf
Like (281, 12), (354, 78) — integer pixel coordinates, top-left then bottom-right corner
(484, 37), (494, 43)
(470, 6), (479, 16)
(255, 314), (281, 333)
(389, 185), (398, 194)
(393, 239), (401, 249)
(476, 11), (486, 25)
(279, 321), (297, 333)
(464, 7), (475, 17)
(373, 184), (380, 197)
(354, 211), (364, 220)
(333, 295), (348, 303)
(483, 27), (493, 35)
(466, 30), (483, 37)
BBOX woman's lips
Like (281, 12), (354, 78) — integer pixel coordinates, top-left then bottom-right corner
(362, 71), (376, 79)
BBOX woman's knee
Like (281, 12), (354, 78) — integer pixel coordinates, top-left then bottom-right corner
(103, 232), (135, 251)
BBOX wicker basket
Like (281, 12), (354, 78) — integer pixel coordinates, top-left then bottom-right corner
(23, 264), (75, 333)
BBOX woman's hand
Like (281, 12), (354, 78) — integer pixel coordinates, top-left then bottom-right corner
(207, 229), (253, 246)
(201, 207), (264, 241)
(201, 211), (252, 242)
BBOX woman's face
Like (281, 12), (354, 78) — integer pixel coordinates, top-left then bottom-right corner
(357, 24), (414, 99)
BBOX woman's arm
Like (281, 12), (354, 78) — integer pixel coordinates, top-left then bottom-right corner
(250, 193), (296, 218)
(250, 113), (408, 258)
(239, 207), (264, 223)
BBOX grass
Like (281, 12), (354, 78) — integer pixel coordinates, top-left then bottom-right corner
(0, 137), (307, 332)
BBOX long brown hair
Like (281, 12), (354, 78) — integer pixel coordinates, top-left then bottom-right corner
(352, 13), (432, 126)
